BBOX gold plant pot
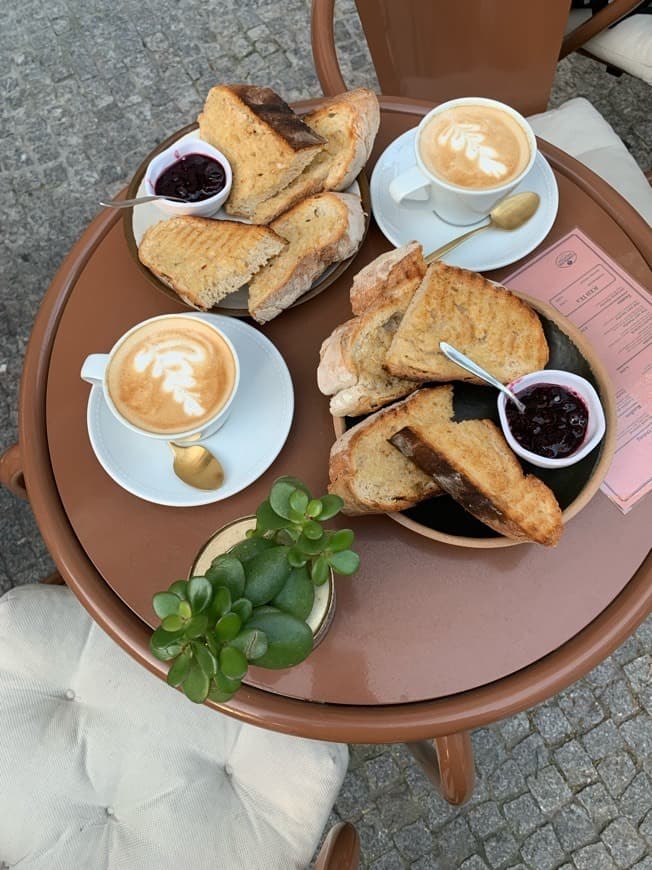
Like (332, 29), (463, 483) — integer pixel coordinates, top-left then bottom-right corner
(189, 516), (336, 648)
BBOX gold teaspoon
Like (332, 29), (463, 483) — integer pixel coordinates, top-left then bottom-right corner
(169, 443), (225, 491)
(425, 191), (541, 263)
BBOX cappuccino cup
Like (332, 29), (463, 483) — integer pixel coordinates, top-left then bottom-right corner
(389, 97), (537, 225)
(81, 314), (239, 444)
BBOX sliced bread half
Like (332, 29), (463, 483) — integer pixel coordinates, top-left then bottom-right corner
(350, 241), (426, 314)
(198, 84), (325, 219)
(248, 192), (365, 323)
(390, 420), (562, 546)
(328, 387), (454, 514)
(318, 281), (422, 417)
(248, 88), (380, 225)
(138, 216), (285, 310)
(385, 260), (549, 383)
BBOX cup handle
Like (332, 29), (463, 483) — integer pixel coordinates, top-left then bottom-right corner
(389, 165), (432, 204)
(81, 354), (109, 385)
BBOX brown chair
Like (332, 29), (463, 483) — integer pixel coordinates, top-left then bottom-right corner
(311, 0), (572, 114)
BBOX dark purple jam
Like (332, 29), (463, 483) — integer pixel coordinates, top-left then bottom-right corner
(506, 383), (589, 459)
(154, 153), (226, 202)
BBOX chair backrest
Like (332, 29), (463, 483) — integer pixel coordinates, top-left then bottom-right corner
(312, 0), (571, 114)
(560, 0), (644, 58)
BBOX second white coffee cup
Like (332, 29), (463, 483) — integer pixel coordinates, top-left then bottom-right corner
(81, 314), (240, 445)
(389, 97), (538, 226)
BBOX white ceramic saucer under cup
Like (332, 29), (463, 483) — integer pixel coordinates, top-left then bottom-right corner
(86, 314), (294, 507)
(370, 127), (559, 272)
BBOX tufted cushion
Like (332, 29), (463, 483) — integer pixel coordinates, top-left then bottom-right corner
(0, 585), (348, 870)
(583, 15), (652, 84)
(528, 97), (652, 225)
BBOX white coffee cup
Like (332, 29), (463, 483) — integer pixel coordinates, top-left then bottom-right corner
(81, 314), (240, 444)
(389, 97), (538, 226)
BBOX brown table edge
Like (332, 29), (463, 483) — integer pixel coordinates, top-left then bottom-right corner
(18, 99), (652, 743)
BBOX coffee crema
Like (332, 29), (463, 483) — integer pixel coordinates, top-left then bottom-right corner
(419, 104), (531, 191)
(107, 318), (236, 435)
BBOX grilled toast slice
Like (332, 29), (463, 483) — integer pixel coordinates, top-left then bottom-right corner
(198, 84), (325, 219)
(248, 192), (365, 324)
(328, 387), (454, 514)
(349, 241), (426, 314)
(385, 260), (549, 383)
(390, 419), (562, 546)
(248, 88), (380, 225)
(138, 216), (285, 310)
(318, 281), (422, 417)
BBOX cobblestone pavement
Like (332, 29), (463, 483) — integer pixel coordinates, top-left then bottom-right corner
(1, 2), (650, 867)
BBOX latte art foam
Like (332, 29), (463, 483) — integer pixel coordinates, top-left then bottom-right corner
(420, 105), (531, 190)
(107, 318), (236, 435)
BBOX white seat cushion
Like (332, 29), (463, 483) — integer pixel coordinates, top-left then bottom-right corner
(584, 15), (652, 84)
(528, 97), (652, 225)
(0, 585), (348, 870)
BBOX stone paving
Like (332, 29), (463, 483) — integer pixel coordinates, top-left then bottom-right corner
(1, 1), (650, 867)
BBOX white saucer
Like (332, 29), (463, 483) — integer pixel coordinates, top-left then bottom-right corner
(86, 315), (294, 507)
(133, 131), (361, 310)
(370, 128), (559, 272)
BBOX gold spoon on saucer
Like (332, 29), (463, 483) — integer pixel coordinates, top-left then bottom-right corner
(169, 443), (224, 490)
(425, 191), (540, 263)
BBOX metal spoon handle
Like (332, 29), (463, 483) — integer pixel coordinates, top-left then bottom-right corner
(439, 341), (526, 413)
(99, 194), (187, 208)
(425, 220), (490, 263)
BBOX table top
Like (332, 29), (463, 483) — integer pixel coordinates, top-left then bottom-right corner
(21, 97), (651, 742)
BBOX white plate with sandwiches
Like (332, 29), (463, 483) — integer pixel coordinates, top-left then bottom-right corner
(124, 86), (380, 322)
(370, 127), (559, 273)
(318, 247), (616, 549)
(86, 314), (294, 507)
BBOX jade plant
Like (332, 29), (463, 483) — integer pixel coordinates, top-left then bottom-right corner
(149, 476), (359, 704)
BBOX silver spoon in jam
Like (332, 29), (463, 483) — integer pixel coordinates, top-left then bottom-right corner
(439, 342), (526, 413)
(99, 194), (188, 208)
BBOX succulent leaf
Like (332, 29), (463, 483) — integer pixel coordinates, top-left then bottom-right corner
(328, 550), (360, 575)
(167, 651), (191, 686)
(183, 661), (210, 703)
(153, 592), (182, 618)
(187, 576), (213, 614)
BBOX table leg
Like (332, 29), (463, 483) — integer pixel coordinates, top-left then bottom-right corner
(406, 732), (476, 805)
(0, 443), (27, 500)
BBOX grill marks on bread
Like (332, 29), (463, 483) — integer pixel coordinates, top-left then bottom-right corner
(138, 217), (285, 310)
(328, 387), (454, 514)
(385, 260), (549, 383)
(390, 420), (562, 546)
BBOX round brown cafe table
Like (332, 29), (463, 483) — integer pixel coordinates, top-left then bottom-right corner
(13, 97), (651, 802)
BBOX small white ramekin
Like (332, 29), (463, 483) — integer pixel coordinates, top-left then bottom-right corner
(497, 369), (606, 469)
(144, 137), (232, 218)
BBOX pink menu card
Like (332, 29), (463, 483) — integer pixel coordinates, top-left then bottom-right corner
(504, 228), (652, 514)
